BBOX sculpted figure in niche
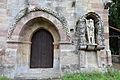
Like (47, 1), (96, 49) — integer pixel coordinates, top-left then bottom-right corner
(86, 19), (95, 44)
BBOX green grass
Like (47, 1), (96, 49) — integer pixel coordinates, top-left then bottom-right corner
(0, 69), (120, 80)
(0, 76), (9, 80)
(62, 70), (120, 80)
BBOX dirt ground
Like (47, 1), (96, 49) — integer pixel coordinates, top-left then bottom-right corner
(113, 62), (120, 70)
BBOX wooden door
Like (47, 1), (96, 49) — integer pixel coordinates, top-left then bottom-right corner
(30, 29), (54, 68)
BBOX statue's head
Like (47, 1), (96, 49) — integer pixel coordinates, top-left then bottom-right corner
(89, 19), (94, 23)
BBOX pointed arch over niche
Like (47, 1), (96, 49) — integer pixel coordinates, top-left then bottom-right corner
(76, 12), (104, 50)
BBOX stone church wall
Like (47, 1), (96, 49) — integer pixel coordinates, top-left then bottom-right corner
(0, 0), (112, 79)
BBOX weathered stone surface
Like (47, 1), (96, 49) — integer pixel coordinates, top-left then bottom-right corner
(0, 0), (111, 79)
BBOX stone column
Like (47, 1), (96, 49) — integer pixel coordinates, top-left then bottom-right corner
(79, 51), (86, 68)
(106, 50), (112, 66)
(97, 51), (102, 67)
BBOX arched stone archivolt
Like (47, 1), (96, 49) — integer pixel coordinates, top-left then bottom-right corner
(76, 12), (104, 50)
(7, 6), (70, 42)
(19, 17), (60, 43)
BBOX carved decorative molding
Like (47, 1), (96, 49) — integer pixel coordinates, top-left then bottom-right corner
(103, 0), (112, 9)
(7, 5), (68, 39)
(7, 40), (31, 44)
(75, 12), (105, 50)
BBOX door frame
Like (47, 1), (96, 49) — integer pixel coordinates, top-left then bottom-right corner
(30, 29), (54, 68)
(15, 22), (61, 79)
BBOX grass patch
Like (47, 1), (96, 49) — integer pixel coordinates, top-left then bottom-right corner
(62, 70), (120, 80)
(0, 76), (9, 80)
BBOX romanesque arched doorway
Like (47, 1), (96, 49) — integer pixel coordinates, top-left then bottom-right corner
(6, 9), (69, 79)
(30, 29), (54, 68)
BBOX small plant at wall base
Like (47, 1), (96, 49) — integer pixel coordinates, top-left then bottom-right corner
(62, 70), (120, 80)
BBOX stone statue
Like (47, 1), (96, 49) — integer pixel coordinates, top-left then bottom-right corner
(86, 19), (95, 44)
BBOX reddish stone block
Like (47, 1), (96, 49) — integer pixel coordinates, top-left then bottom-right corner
(7, 43), (18, 49)
(0, 29), (7, 36)
(0, 0), (7, 3)
(91, 3), (102, 9)
(102, 10), (108, 14)
(104, 33), (109, 39)
(0, 3), (6, 9)
(103, 21), (109, 26)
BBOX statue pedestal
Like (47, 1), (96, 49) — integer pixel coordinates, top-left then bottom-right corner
(79, 44), (102, 71)
(79, 44), (97, 50)
(86, 44), (97, 50)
